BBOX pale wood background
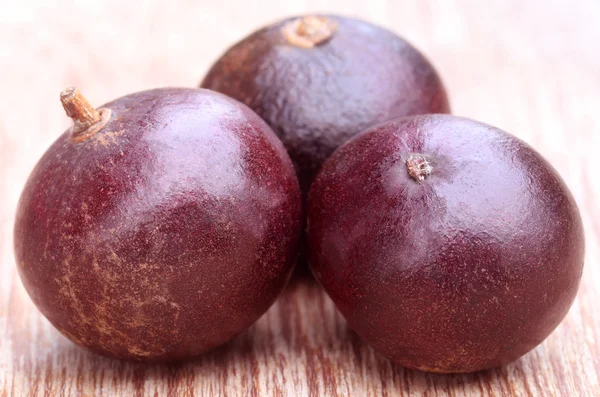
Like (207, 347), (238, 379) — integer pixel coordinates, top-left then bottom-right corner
(1, 0), (599, 395)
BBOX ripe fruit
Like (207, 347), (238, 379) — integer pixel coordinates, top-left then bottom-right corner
(308, 114), (584, 373)
(201, 15), (450, 195)
(14, 87), (302, 361)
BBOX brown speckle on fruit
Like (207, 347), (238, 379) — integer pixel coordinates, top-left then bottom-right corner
(406, 153), (432, 181)
(95, 129), (126, 147)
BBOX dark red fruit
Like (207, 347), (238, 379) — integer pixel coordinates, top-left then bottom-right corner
(308, 114), (584, 373)
(201, 15), (450, 196)
(14, 87), (301, 361)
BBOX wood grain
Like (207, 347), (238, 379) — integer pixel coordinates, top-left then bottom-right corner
(1, 0), (599, 395)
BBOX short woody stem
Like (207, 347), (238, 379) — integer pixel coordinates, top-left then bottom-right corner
(60, 87), (111, 141)
(406, 154), (433, 182)
(283, 16), (337, 48)
(61, 87), (101, 128)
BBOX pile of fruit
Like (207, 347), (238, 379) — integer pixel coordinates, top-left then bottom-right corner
(14, 15), (584, 373)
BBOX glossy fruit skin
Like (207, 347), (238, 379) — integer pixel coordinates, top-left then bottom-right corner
(14, 88), (302, 361)
(308, 115), (584, 373)
(201, 15), (450, 195)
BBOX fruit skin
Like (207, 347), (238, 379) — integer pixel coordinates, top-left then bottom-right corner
(308, 114), (584, 373)
(14, 88), (302, 361)
(201, 14), (450, 195)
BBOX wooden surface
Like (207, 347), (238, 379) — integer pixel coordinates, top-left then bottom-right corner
(1, 0), (599, 395)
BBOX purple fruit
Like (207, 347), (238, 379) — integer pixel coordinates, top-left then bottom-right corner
(308, 114), (584, 373)
(201, 14), (450, 196)
(14, 87), (302, 361)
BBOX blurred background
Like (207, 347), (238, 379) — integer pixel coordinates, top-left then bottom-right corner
(1, 0), (599, 182)
(1, 0), (599, 395)
(1, 0), (599, 206)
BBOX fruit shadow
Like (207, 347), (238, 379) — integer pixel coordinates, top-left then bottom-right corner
(44, 275), (320, 394)
(48, 276), (529, 395)
(339, 325), (531, 395)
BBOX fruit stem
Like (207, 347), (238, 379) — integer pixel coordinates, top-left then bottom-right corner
(406, 154), (432, 182)
(283, 16), (337, 48)
(60, 87), (111, 141)
(61, 87), (101, 127)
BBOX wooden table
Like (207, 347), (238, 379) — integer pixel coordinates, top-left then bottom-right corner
(1, 0), (599, 395)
